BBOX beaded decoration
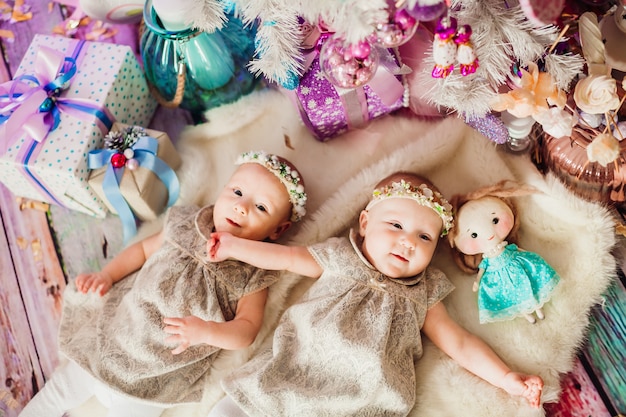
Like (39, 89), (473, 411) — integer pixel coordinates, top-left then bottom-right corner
(103, 125), (146, 170)
(366, 179), (454, 236)
(235, 151), (307, 222)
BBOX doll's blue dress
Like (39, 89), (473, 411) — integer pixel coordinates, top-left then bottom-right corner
(477, 243), (560, 323)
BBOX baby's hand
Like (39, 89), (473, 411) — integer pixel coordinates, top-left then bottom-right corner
(163, 316), (211, 355)
(206, 232), (234, 262)
(500, 371), (543, 408)
(75, 272), (113, 296)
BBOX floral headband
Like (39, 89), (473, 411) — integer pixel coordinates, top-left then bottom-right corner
(366, 179), (454, 236)
(235, 151), (307, 222)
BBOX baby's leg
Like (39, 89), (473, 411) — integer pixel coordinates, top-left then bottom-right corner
(104, 390), (165, 417)
(207, 395), (249, 417)
(18, 360), (95, 417)
(535, 308), (545, 320)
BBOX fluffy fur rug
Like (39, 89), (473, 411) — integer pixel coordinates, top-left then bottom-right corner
(70, 88), (618, 417)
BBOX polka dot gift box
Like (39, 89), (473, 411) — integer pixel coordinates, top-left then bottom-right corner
(0, 34), (157, 217)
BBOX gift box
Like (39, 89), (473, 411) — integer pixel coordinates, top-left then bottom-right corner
(0, 34), (157, 217)
(87, 123), (181, 241)
(290, 44), (408, 141)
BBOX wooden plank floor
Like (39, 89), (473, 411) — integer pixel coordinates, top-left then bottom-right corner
(0, 1), (623, 416)
(0, 2), (191, 415)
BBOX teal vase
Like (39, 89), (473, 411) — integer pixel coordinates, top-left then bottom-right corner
(140, 0), (260, 115)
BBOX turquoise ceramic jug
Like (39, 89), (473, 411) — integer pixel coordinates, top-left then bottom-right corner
(140, 0), (260, 115)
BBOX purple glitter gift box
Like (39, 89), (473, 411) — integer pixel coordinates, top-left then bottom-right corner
(291, 47), (408, 141)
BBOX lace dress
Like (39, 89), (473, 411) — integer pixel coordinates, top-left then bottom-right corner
(222, 231), (454, 417)
(58, 205), (279, 405)
(476, 243), (560, 323)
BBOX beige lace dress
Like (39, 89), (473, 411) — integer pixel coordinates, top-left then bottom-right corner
(58, 205), (279, 405)
(222, 231), (454, 417)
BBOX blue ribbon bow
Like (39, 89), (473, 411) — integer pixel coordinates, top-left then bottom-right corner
(88, 135), (180, 243)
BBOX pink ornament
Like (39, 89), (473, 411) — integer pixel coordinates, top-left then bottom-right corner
(374, 9), (419, 47)
(351, 41), (371, 60)
(405, 0), (448, 22)
(454, 25), (479, 76)
(519, 0), (564, 27)
(328, 54), (343, 67)
(319, 36), (379, 88)
(123, 148), (135, 159)
(356, 68), (371, 84)
(432, 16), (457, 78)
(126, 158), (139, 170)
(111, 152), (127, 168)
(394, 9), (417, 31)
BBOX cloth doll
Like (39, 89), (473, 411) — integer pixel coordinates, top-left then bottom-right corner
(447, 181), (560, 324)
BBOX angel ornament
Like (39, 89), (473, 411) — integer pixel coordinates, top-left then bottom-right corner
(448, 182), (560, 324)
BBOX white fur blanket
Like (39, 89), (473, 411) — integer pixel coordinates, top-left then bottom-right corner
(70, 88), (618, 417)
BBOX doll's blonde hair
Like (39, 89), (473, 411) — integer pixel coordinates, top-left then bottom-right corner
(447, 180), (538, 274)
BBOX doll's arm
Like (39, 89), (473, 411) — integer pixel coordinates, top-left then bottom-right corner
(422, 303), (543, 408)
(75, 231), (164, 296)
(472, 268), (484, 292)
(207, 232), (323, 278)
(163, 288), (268, 354)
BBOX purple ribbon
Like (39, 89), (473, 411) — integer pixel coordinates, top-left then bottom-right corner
(0, 40), (114, 206)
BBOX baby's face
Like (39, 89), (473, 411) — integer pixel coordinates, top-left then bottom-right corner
(213, 163), (292, 241)
(359, 198), (442, 278)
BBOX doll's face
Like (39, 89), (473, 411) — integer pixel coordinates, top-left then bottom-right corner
(359, 198), (442, 278)
(453, 196), (514, 255)
(213, 163), (292, 241)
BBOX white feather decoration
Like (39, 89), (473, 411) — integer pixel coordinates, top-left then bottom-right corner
(248, 13), (304, 85)
(239, 0), (391, 84)
(237, 0), (304, 84)
(544, 53), (586, 92)
(184, 0), (583, 114)
(187, 0), (227, 32)
(420, 0), (568, 117)
(306, 0), (389, 44)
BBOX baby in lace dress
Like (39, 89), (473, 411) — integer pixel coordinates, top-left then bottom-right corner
(205, 171), (544, 417)
(19, 151), (307, 417)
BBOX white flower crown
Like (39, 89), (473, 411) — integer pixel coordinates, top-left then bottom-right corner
(235, 151), (307, 222)
(366, 179), (454, 236)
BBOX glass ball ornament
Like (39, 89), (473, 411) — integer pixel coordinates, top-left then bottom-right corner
(404, 0), (448, 22)
(319, 37), (379, 89)
(123, 148), (135, 159)
(374, 8), (419, 47)
(111, 153), (127, 168)
(126, 158), (139, 170)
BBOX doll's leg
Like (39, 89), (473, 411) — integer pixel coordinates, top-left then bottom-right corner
(535, 308), (545, 320)
(523, 313), (536, 324)
(18, 360), (95, 417)
(207, 395), (249, 417)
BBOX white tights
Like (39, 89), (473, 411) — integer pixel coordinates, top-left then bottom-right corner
(206, 396), (249, 417)
(18, 360), (165, 417)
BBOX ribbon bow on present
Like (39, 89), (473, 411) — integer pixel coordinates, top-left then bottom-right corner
(88, 132), (180, 243)
(0, 42), (113, 154)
